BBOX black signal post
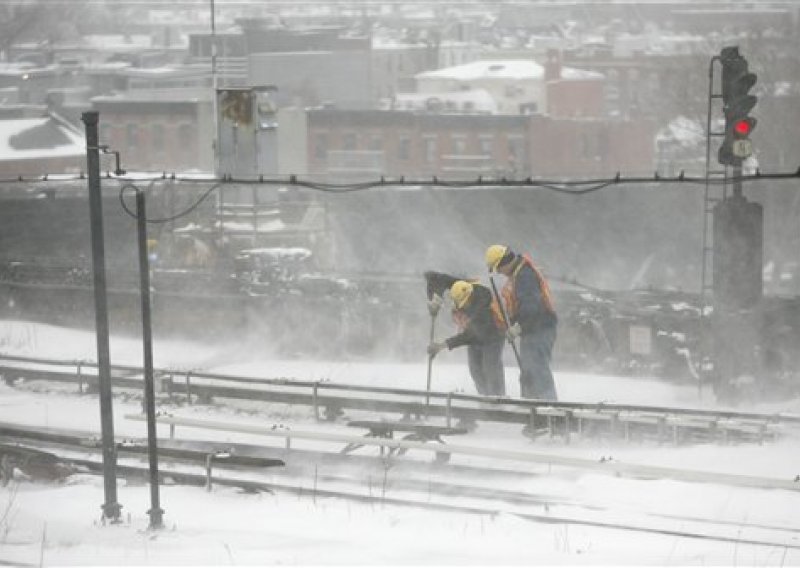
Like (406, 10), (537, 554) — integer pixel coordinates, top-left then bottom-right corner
(718, 46), (758, 199)
(710, 48), (764, 401)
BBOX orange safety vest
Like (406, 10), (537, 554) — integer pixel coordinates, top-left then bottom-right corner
(501, 253), (556, 321)
(488, 297), (507, 330)
(451, 291), (507, 331)
(452, 309), (470, 331)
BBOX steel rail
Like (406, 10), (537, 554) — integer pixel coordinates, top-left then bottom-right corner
(2, 353), (798, 428)
(1, 355), (798, 451)
(8, 440), (799, 553)
(3, 422), (800, 551)
(123, 413), (800, 492)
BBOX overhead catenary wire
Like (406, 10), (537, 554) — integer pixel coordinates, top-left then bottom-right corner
(6, 167), (800, 226)
(3, 166), (800, 191)
(118, 181), (223, 224)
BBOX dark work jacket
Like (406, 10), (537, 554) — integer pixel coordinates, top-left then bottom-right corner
(507, 259), (557, 333)
(445, 284), (504, 350)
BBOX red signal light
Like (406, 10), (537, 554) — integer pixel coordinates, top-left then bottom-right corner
(734, 119), (752, 136)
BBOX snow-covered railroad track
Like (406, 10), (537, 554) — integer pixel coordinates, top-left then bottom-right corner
(3, 431), (799, 554)
(3, 353), (799, 446)
(125, 412), (800, 491)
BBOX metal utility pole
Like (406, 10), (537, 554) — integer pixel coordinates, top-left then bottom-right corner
(81, 111), (121, 522)
(705, 47), (763, 401)
(135, 189), (164, 530)
(211, 0), (219, 175)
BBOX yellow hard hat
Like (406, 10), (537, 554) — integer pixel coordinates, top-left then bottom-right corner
(485, 244), (509, 272)
(450, 280), (474, 309)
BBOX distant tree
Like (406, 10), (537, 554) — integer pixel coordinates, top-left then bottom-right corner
(0, 2), (45, 60)
(0, 1), (116, 62)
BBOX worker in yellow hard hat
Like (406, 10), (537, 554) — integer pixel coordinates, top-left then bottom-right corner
(425, 271), (507, 399)
(485, 245), (558, 402)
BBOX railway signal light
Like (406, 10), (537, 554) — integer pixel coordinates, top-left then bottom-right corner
(718, 46), (758, 166)
(733, 117), (754, 137)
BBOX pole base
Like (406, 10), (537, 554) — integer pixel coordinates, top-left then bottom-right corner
(101, 502), (123, 524)
(147, 507), (165, 530)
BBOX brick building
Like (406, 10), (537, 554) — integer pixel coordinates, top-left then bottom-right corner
(527, 115), (656, 177)
(414, 53), (605, 117)
(543, 50), (606, 119)
(91, 88), (213, 172)
(307, 108), (655, 179)
(307, 109), (526, 178)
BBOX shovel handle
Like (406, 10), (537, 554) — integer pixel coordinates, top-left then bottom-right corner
(488, 275), (523, 371)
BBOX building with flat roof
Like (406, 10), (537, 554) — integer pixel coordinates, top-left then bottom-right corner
(0, 114), (85, 176)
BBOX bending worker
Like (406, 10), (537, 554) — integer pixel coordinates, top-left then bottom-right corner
(485, 245), (558, 400)
(425, 272), (506, 397)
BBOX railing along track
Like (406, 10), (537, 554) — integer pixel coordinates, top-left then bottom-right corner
(2, 353), (799, 445)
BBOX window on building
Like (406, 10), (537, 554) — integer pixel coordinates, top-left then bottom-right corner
(504, 84), (524, 97)
(343, 132), (357, 151)
(369, 135), (383, 152)
(423, 136), (437, 164)
(314, 133), (328, 160)
(478, 136), (493, 156)
(178, 124), (193, 147)
(152, 124), (164, 152)
(452, 135), (467, 155)
(177, 124), (194, 163)
(99, 124), (112, 146)
(398, 136), (411, 160)
(126, 124), (138, 149)
(581, 132), (594, 160)
(507, 136), (524, 167)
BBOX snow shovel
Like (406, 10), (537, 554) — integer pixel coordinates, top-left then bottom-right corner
(424, 307), (437, 416)
(488, 275), (523, 371)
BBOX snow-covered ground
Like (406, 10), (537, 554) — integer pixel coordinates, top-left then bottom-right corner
(1, 319), (800, 566)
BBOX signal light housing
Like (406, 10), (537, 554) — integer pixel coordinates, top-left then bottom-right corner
(717, 47), (758, 167)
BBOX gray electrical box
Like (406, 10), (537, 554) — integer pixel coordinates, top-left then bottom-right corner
(216, 86), (278, 177)
(713, 195), (763, 311)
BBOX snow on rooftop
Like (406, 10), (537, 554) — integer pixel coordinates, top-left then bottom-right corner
(83, 34), (154, 50)
(417, 60), (546, 81)
(371, 36), (425, 50)
(92, 87), (212, 104)
(656, 115), (704, 147)
(0, 63), (59, 77)
(390, 89), (498, 113)
(0, 117), (85, 161)
(560, 67), (604, 81)
(417, 59), (602, 83)
(774, 81), (795, 97)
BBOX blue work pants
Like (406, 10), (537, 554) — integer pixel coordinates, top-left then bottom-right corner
(518, 325), (557, 400)
(467, 338), (506, 397)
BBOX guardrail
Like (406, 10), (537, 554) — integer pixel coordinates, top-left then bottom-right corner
(2, 352), (799, 445)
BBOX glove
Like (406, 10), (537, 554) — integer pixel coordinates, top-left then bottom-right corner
(506, 322), (522, 342)
(427, 341), (447, 357)
(427, 293), (443, 317)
